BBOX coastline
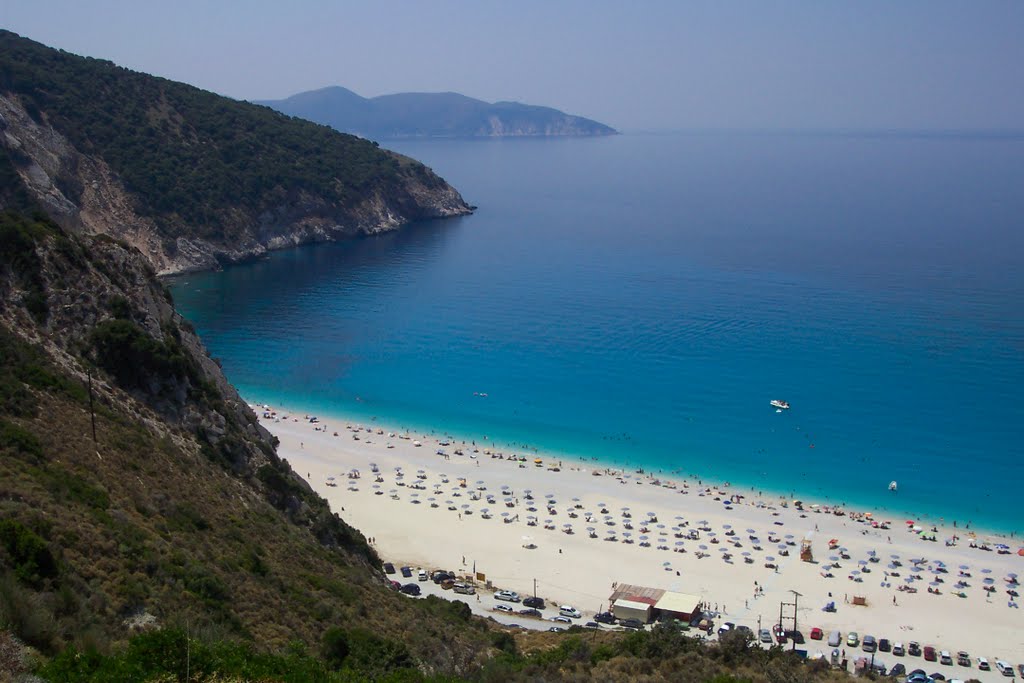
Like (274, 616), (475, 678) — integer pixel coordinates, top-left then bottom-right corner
(258, 396), (1024, 674)
(244, 390), (1021, 541)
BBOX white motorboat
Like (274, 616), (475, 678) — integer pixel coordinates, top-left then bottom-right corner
(770, 400), (790, 410)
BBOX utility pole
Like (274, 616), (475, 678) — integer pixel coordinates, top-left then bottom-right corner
(533, 578), (537, 599)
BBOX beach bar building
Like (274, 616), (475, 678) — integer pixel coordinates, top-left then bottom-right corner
(609, 583), (703, 624)
(653, 591), (702, 621)
(612, 598), (653, 623)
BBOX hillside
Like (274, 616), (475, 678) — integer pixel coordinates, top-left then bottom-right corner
(257, 86), (618, 139)
(0, 31), (472, 275)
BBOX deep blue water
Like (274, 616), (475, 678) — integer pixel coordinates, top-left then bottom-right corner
(169, 132), (1024, 535)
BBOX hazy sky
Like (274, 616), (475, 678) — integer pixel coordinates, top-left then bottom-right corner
(4, 1), (1023, 131)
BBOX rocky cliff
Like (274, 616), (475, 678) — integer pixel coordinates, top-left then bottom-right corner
(0, 31), (473, 276)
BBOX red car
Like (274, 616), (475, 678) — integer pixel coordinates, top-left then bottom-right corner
(773, 624), (787, 644)
(923, 646), (937, 662)
(810, 627), (823, 640)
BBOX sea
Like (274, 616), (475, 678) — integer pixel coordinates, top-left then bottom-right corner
(168, 131), (1024, 536)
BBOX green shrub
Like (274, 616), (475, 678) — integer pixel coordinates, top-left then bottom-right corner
(0, 519), (58, 586)
(0, 418), (42, 459)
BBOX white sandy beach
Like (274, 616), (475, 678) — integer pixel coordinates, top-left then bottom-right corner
(259, 405), (1023, 679)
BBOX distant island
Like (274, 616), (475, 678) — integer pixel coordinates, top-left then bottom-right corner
(256, 86), (618, 139)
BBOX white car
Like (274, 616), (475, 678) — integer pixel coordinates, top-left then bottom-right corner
(892, 642), (905, 656)
(417, 569), (428, 581)
(995, 660), (1015, 677)
(494, 604), (514, 613)
(978, 657), (991, 671)
(558, 605), (582, 619)
(494, 590), (521, 602)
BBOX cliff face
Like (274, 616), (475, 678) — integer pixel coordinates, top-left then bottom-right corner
(0, 31), (473, 276)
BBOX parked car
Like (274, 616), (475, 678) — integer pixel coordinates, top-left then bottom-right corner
(383, 562), (396, 574)
(1018, 664), (1024, 677)
(809, 627), (823, 640)
(400, 583), (420, 596)
(432, 571), (455, 583)
(923, 645), (937, 662)
(928, 673), (946, 681)
(878, 638), (891, 653)
(892, 642), (905, 656)
(773, 624), (787, 644)
(940, 651), (953, 665)
(846, 631), (859, 647)
(908, 641), (922, 656)
(452, 582), (475, 595)
(595, 612), (617, 624)
(558, 605), (582, 619)
(862, 635), (877, 652)
(621, 618), (645, 630)
(759, 628), (772, 644)
(550, 615), (572, 624)
(956, 651), (971, 666)
(523, 596), (545, 609)
(388, 580), (401, 590)
(828, 630), (842, 647)
(518, 608), (542, 618)
(494, 604), (513, 613)
(905, 672), (929, 683)
(977, 657), (990, 671)
(583, 621), (600, 629)
(417, 569), (428, 581)
(995, 660), (1015, 677)
(888, 662), (906, 677)
(400, 566), (413, 578)
(494, 590), (521, 602)
(718, 622), (735, 635)
(548, 626), (565, 633)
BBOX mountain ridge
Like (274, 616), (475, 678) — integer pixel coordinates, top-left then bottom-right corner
(257, 85), (618, 139)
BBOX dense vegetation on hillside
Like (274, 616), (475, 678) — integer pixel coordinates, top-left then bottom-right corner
(0, 31), (447, 243)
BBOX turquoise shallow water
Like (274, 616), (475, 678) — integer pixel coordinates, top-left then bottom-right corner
(170, 132), (1024, 535)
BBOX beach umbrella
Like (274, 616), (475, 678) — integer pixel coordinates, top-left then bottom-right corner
(890, 554), (901, 560)
(746, 528), (756, 534)
(461, 504), (470, 509)
(545, 519), (553, 525)
(742, 551), (751, 557)
(527, 515), (537, 520)
(904, 577), (914, 584)
(981, 568), (993, 574)
(858, 560), (868, 566)
(929, 580), (941, 587)
(829, 555), (840, 562)
(647, 511), (657, 517)
(427, 496), (435, 501)
(501, 512), (510, 517)
(723, 524), (732, 530)
(699, 544), (708, 551)
(572, 497), (580, 502)
(888, 563), (899, 570)
(657, 523), (666, 529)
(663, 561), (672, 567)
(777, 543), (787, 550)
(766, 556), (776, 562)
(785, 534), (795, 540)
(389, 489), (398, 494)
(984, 578), (995, 585)
(639, 535), (649, 541)
(586, 526), (596, 533)
(326, 476), (335, 481)
(675, 515), (685, 521)
(1008, 573), (1019, 579)
(707, 531), (716, 537)
(372, 484), (381, 489)
(675, 541), (685, 547)
(501, 484), (510, 490)
(959, 564), (970, 570)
